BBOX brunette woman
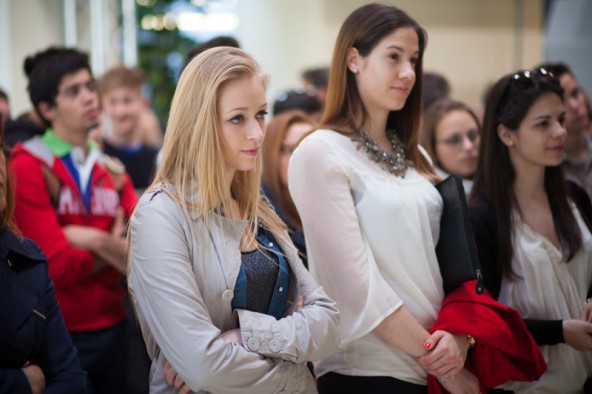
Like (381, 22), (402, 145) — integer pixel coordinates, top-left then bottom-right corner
(469, 68), (592, 392)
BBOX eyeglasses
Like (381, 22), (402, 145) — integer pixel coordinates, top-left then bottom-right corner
(509, 68), (556, 90)
(437, 129), (480, 148)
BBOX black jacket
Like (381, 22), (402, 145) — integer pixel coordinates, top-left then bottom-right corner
(0, 227), (86, 393)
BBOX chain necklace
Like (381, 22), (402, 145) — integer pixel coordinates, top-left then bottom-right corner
(353, 129), (409, 178)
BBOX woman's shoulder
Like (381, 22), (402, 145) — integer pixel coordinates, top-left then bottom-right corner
(0, 229), (47, 265)
(133, 183), (193, 225)
(295, 128), (355, 162)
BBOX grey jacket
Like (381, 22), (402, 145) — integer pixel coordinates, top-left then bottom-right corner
(128, 185), (340, 393)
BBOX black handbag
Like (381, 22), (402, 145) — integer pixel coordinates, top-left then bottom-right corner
(435, 175), (484, 295)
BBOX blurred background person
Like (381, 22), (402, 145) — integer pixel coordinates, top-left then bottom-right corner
(302, 66), (329, 107)
(99, 65), (159, 194)
(537, 62), (592, 198)
(0, 113), (87, 394)
(11, 46), (137, 394)
(420, 97), (481, 194)
(422, 71), (451, 111)
(0, 88), (10, 124)
(262, 110), (316, 268)
(272, 88), (323, 121)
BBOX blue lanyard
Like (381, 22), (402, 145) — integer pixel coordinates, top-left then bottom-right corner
(232, 230), (290, 320)
(62, 154), (93, 214)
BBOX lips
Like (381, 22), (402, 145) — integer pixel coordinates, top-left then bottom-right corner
(85, 108), (99, 118)
(242, 148), (260, 157)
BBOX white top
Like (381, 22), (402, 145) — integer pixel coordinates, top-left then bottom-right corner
(498, 204), (592, 394)
(288, 129), (444, 384)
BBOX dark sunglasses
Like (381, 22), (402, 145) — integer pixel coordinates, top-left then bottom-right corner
(509, 67), (557, 90)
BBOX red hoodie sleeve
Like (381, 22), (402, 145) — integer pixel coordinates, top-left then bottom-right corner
(119, 173), (138, 219)
(11, 151), (96, 289)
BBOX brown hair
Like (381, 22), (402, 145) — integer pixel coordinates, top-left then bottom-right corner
(0, 114), (16, 232)
(98, 65), (145, 96)
(419, 97), (480, 169)
(321, 2), (436, 179)
(262, 110), (316, 231)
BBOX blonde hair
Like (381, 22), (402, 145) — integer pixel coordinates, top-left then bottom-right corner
(147, 47), (287, 249)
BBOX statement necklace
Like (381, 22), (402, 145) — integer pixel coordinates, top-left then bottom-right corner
(353, 129), (409, 178)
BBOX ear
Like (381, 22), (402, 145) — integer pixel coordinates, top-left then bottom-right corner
(347, 47), (361, 74)
(497, 124), (514, 147)
(37, 101), (56, 124)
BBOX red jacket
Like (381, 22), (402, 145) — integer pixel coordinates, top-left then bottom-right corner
(11, 135), (138, 332)
(428, 280), (547, 394)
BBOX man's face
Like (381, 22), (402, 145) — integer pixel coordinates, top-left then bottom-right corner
(101, 87), (143, 138)
(43, 69), (100, 136)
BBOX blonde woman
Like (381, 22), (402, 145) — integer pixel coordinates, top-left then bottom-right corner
(127, 47), (339, 393)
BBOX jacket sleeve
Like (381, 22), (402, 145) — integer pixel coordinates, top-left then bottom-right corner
(128, 194), (311, 394)
(236, 240), (340, 364)
(11, 152), (96, 289)
(0, 368), (33, 394)
(32, 262), (87, 393)
(468, 199), (503, 300)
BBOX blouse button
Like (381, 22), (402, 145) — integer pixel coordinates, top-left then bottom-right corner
(268, 242), (274, 247)
(278, 287), (284, 292)
(247, 337), (260, 351)
(269, 339), (281, 353)
(222, 289), (233, 302)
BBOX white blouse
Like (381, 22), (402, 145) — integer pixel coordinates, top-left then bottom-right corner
(499, 204), (592, 394)
(288, 129), (444, 384)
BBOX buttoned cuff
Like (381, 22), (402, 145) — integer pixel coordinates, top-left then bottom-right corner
(237, 309), (297, 361)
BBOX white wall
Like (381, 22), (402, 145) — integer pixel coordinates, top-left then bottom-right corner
(4, 0), (544, 116)
(7, 0), (63, 117)
(238, 0), (543, 110)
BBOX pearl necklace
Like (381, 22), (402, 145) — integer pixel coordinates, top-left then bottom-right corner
(353, 129), (409, 178)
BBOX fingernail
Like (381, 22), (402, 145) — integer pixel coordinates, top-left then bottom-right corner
(424, 342), (431, 349)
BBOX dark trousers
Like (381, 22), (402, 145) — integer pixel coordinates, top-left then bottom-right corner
(317, 372), (428, 394)
(71, 320), (127, 394)
(124, 292), (151, 394)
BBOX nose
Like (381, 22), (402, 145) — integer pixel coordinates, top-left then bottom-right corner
(462, 135), (476, 150)
(247, 120), (265, 142)
(554, 121), (567, 139)
(399, 61), (415, 81)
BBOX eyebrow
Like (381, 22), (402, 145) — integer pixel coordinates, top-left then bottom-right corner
(223, 102), (268, 115)
(386, 45), (419, 55)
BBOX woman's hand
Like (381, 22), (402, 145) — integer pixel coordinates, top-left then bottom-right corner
(22, 364), (46, 394)
(416, 330), (469, 378)
(164, 361), (191, 394)
(439, 368), (481, 394)
(563, 319), (592, 351)
(581, 301), (592, 322)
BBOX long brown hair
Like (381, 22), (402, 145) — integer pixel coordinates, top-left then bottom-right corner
(321, 2), (436, 179)
(469, 69), (580, 278)
(0, 114), (16, 232)
(262, 110), (316, 231)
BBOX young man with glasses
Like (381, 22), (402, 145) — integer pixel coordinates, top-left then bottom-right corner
(10, 47), (138, 394)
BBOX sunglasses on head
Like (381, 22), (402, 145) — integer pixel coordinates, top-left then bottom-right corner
(509, 67), (557, 90)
